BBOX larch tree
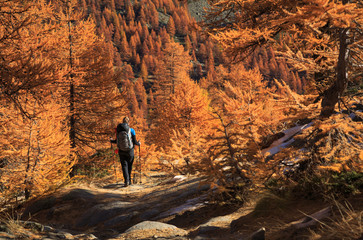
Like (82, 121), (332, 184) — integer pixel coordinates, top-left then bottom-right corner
(52, 0), (128, 156)
(0, 94), (74, 201)
(173, 13), (181, 32)
(140, 59), (148, 80)
(198, 43), (207, 62)
(166, 16), (176, 36)
(126, 4), (135, 23)
(204, 0), (363, 117)
(134, 78), (148, 117)
(0, 0), (75, 201)
(149, 1), (159, 29)
(202, 63), (310, 188)
(153, 77), (212, 172)
(153, 41), (192, 100)
(0, 0), (58, 117)
(121, 37), (132, 61)
(149, 42), (196, 152)
(184, 35), (192, 52)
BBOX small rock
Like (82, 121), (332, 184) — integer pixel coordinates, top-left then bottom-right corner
(43, 225), (55, 232)
(47, 231), (74, 239)
(197, 226), (223, 234)
(250, 227), (265, 240)
(61, 232), (75, 239)
(74, 233), (98, 240)
(20, 220), (44, 232)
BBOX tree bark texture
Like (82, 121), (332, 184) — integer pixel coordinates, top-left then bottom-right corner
(320, 29), (350, 117)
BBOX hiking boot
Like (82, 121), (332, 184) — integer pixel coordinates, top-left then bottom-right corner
(124, 182), (129, 187)
(128, 180), (132, 185)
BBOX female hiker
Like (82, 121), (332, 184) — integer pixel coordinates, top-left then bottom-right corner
(110, 117), (140, 187)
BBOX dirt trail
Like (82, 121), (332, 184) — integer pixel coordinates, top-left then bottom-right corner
(19, 173), (247, 239)
(13, 173), (363, 240)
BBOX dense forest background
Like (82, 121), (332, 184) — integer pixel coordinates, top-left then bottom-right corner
(0, 0), (362, 206)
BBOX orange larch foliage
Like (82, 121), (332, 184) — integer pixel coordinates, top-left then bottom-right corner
(184, 35), (192, 52)
(0, 94), (74, 202)
(204, 0), (363, 117)
(269, 110), (363, 185)
(0, 0), (59, 117)
(154, 77), (212, 171)
(140, 59), (148, 81)
(134, 78), (148, 117)
(0, 0), (76, 201)
(0, 1), (130, 201)
(200, 63), (310, 188)
(166, 16), (176, 36)
(47, 0), (129, 156)
(152, 41), (192, 100)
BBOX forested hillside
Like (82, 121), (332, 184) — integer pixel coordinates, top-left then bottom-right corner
(87, 0), (308, 114)
(0, 1), (362, 238)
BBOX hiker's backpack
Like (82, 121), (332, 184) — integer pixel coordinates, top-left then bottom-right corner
(116, 123), (133, 151)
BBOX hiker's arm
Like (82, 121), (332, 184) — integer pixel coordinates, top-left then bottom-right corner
(110, 127), (117, 144)
(131, 128), (140, 146)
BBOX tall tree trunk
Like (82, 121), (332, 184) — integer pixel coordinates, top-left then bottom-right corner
(70, 80), (75, 149)
(320, 28), (350, 117)
(68, 1), (76, 150)
(24, 121), (34, 200)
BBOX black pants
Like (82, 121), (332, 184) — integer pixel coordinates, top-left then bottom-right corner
(118, 148), (134, 184)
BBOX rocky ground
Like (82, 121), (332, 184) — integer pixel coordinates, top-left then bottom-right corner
(0, 172), (362, 240)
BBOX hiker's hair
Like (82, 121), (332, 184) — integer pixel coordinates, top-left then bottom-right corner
(123, 117), (129, 124)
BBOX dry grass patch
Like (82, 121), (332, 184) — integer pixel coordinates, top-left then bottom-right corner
(310, 200), (363, 240)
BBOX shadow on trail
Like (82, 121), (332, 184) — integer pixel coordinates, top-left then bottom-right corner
(102, 183), (126, 189)
(21, 175), (218, 239)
